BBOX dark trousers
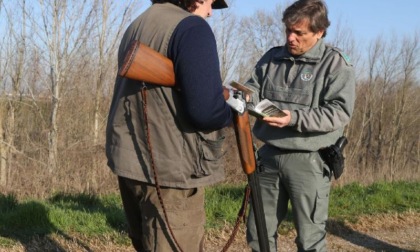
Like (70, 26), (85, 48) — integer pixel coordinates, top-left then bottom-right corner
(118, 176), (206, 252)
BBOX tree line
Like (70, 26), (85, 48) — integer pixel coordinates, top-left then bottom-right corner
(0, 0), (418, 197)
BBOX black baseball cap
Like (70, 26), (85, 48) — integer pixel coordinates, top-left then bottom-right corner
(212, 0), (228, 9)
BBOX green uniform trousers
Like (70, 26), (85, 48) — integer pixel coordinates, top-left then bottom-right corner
(247, 144), (331, 252)
(118, 176), (206, 252)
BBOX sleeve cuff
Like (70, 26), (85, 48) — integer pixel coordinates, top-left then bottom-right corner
(288, 111), (298, 127)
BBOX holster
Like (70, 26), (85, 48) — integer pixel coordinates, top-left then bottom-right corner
(319, 136), (348, 180)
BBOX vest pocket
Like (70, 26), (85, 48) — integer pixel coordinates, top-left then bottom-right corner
(194, 135), (225, 178)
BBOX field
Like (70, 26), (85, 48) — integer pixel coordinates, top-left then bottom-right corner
(0, 213), (418, 251)
(1, 182), (418, 252)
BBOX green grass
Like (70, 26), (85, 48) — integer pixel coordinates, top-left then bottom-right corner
(0, 181), (419, 247)
(0, 193), (129, 245)
(329, 181), (420, 222)
(205, 184), (248, 229)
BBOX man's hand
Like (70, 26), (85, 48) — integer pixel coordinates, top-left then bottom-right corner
(245, 94), (251, 102)
(262, 110), (291, 128)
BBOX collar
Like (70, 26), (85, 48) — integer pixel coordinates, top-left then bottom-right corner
(274, 39), (326, 63)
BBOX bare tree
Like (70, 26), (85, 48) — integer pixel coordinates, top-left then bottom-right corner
(347, 32), (420, 183)
(92, 0), (136, 146)
(210, 8), (242, 83)
(240, 10), (278, 59)
(359, 38), (383, 179)
(327, 18), (362, 80)
(86, 0), (137, 192)
(375, 36), (399, 178)
(236, 5), (286, 82)
(32, 0), (96, 175)
(0, 0), (27, 187)
(0, 1), (7, 187)
(388, 33), (420, 180)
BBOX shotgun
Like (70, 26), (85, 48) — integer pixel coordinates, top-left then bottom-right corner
(118, 40), (269, 252)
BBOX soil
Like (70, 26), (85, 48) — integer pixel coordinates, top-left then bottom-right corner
(1, 212), (418, 252)
(206, 212), (420, 252)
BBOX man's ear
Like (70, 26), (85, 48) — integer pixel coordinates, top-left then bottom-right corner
(317, 30), (325, 39)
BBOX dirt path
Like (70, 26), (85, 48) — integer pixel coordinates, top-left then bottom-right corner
(206, 212), (419, 252)
(1, 212), (418, 252)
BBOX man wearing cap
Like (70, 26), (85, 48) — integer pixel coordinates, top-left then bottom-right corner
(105, 0), (231, 251)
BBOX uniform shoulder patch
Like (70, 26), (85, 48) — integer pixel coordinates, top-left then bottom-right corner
(331, 47), (352, 66)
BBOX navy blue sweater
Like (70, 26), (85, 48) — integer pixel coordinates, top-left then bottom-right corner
(168, 16), (232, 130)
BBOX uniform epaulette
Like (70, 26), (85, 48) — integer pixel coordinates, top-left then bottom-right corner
(331, 47), (352, 66)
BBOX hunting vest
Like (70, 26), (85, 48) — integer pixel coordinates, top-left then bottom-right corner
(106, 3), (226, 188)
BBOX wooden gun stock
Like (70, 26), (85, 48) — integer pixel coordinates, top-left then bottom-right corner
(118, 40), (175, 86)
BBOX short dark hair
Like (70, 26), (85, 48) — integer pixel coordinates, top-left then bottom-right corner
(151, 0), (200, 13)
(282, 0), (330, 37)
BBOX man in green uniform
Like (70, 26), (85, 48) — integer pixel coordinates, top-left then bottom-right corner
(244, 0), (356, 251)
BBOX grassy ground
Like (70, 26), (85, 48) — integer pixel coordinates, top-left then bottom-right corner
(0, 181), (419, 251)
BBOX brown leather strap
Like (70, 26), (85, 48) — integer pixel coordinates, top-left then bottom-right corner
(141, 85), (184, 252)
(141, 85), (252, 252)
(221, 185), (251, 252)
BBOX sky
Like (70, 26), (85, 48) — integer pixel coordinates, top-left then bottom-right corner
(232, 0), (420, 44)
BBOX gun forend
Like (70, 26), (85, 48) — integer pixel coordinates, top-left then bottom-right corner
(118, 40), (176, 86)
(234, 112), (256, 175)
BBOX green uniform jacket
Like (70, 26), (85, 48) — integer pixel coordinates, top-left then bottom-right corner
(246, 39), (356, 151)
(106, 3), (226, 188)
